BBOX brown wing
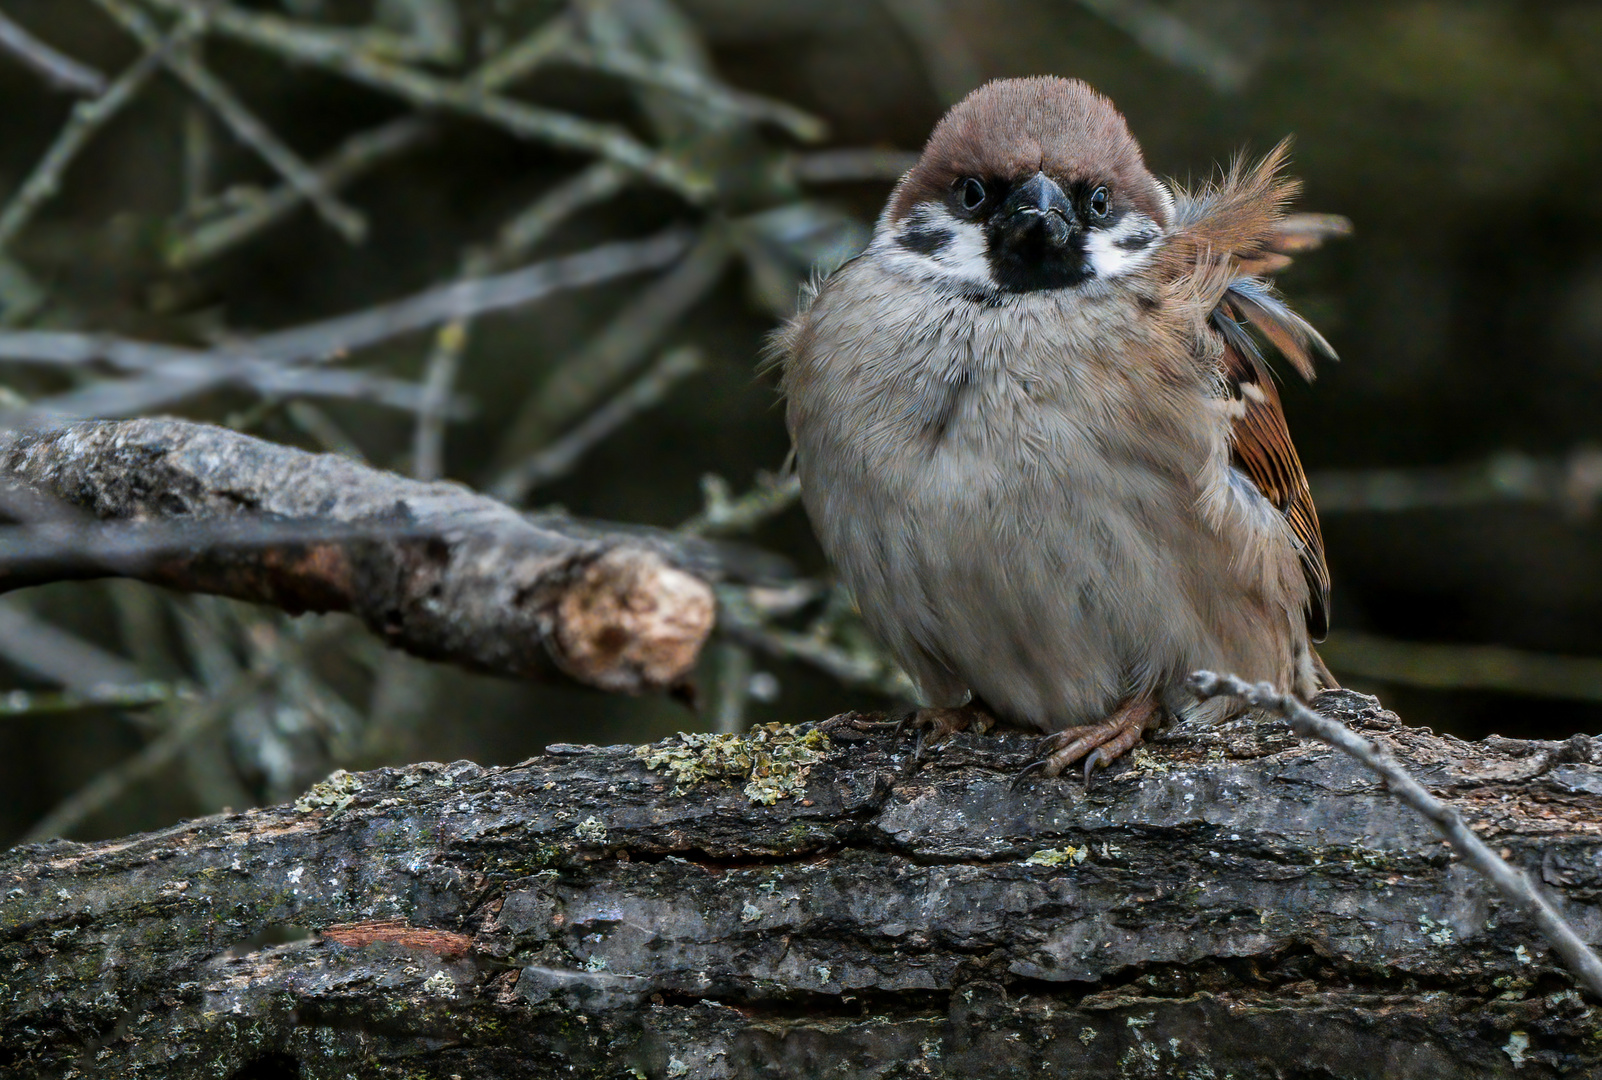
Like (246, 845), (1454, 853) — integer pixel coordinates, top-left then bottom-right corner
(1212, 291), (1332, 640)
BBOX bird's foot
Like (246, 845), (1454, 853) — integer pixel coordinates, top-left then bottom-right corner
(896, 702), (996, 760)
(1014, 698), (1160, 788)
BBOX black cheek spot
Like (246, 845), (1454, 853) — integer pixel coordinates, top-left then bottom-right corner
(1116, 228), (1159, 252)
(897, 224), (952, 256)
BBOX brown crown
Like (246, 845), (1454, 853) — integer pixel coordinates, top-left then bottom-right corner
(888, 77), (1167, 227)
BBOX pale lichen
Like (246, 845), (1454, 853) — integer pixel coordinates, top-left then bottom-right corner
(636, 723), (830, 805)
(1024, 845), (1089, 868)
(294, 770), (362, 814)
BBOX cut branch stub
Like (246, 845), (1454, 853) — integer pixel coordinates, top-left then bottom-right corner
(0, 419), (714, 693)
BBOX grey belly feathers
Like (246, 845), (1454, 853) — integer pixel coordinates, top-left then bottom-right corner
(780, 257), (1318, 733)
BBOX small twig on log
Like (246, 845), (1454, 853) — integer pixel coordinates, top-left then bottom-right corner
(0, 11), (108, 94)
(1189, 669), (1602, 998)
(0, 419), (716, 695)
(492, 346), (704, 503)
(91, 0), (367, 242)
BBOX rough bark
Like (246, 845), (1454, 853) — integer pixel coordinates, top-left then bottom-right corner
(4, 691), (1601, 1078)
(0, 419), (721, 694)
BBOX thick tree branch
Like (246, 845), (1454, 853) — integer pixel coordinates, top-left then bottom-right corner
(3, 691), (1601, 1076)
(0, 419), (717, 695)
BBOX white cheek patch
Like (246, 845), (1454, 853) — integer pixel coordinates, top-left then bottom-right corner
(1084, 211), (1162, 280)
(872, 203), (997, 290)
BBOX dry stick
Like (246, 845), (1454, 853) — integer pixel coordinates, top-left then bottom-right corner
(1188, 669), (1602, 999)
(1319, 631), (1602, 705)
(0, 42), (170, 250)
(785, 148), (919, 184)
(1075, 0), (1249, 93)
(92, 0), (366, 242)
(169, 115), (433, 268)
(15, 229), (692, 422)
(0, 11), (108, 94)
(559, 42), (827, 141)
(495, 232), (730, 468)
(679, 472), (802, 538)
(23, 623), (339, 842)
(1310, 447), (1602, 516)
(0, 330), (465, 418)
(412, 162), (630, 480)
(492, 346), (704, 502)
(141, 0), (708, 199)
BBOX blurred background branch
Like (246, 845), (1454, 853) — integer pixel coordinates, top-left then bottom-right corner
(0, 0), (1595, 851)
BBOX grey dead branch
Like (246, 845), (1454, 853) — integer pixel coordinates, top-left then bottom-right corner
(3, 691), (1602, 1077)
(0, 418), (717, 696)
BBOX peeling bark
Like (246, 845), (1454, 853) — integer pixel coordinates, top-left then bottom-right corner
(0, 419), (719, 694)
(3, 691), (1601, 1078)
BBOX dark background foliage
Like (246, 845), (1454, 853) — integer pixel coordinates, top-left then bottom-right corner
(1, 0), (1599, 846)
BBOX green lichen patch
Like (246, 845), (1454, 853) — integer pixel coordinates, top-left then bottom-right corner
(1024, 845), (1090, 868)
(294, 770), (363, 814)
(636, 723), (831, 805)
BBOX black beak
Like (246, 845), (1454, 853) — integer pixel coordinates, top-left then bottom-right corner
(999, 172), (1077, 249)
(983, 171), (1090, 292)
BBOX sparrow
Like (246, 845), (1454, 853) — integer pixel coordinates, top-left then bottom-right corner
(775, 76), (1344, 781)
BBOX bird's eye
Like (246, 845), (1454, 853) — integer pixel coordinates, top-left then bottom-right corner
(1089, 186), (1110, 219)
(957, 177), (987, 213)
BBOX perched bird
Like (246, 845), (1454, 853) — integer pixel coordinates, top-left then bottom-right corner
(775, 76), (1344, 780)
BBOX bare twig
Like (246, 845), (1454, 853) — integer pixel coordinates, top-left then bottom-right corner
(12, 230), (692, 423)
(22, 621), (337, 841)
(560, 42), (828, 141)
(1310, 447), (1602, 516)
(412, 162), (632, 480)
(881, 0), (981, 105)
(1189, 670), (1602, 999)
(1320, 631), (1602, 704)
(0, 42), (170, 250)
(0, 601), (145, 690)
(0, 681), (189, 718)
(0, 11), (108, 94)
(168, 116), (434, 268)
(492, 346), (704, 503)
(496, 232), (729, 463)
(1076, 0), (1249, 93)
(92, 0), (366, 242)
(140, 0), (709, 199)
(785, 148), (919, 184)
(680, 472), (802, 537)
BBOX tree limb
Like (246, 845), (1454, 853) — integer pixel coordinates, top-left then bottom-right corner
(3, 691), (1601, 1076)
(0, 419), (717, 695)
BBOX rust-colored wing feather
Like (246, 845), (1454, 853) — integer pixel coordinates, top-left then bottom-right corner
(1212, 297), (1331, 640)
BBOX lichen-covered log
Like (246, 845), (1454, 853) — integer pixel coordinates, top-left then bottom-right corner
(3, 691), (1601, 1077)
(0, 419), (716, 693)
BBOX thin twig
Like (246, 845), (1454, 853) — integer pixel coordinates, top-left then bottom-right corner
(1188, 670), (1602, 999)
(881, 0), (981, 105)
(496, 232), (728, 463)
(93, 0), (367, 241)
(168, 115), (434, 268)
(0, 682), (189, 718)
(1320, 631), (1602, 704)
(0, 42), (170, 250)
(1076, 0), (1249, 93)
(1310, 448), (1602, 516)
(12, 230), (692, 422)
(785, 149), (919, 184)
(560, 42), (827, 141)
(0, 11), (108, 94)
(491, 346), (704, 503)
(679, 473), (802, 537)
(0, 601), (145, 690)
(412, 162), (630, 480)
(140, 0), (709, 199)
